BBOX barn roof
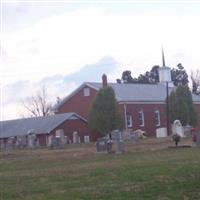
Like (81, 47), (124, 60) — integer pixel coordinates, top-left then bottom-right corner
(54, 82), (200, 110)
(0, 113), (87, 138)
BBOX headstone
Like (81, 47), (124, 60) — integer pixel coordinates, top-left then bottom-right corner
(172, 120), (185, 137)
(156, 127), (167, 138)
(16, 135), (27, 149)
(196, 132), (200, 147)
(183, 125), (192, 137)
(27, 134), (37, 149)
(133, 129), (146, 139)
(96, 137), (109, 153)
(73, 131), (80, 144)
(5, 137), (15, 153)
(111, 130), (124, 153)
(129, 131), (139, 143)
(84, 136), (90, 143)
(50, 136), (64, 149)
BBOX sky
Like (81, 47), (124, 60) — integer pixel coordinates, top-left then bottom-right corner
(1, 0), (200, 120)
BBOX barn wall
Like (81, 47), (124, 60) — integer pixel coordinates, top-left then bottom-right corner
(50, 119), (100, 143)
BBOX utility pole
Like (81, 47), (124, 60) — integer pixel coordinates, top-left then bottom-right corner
(166, 81), (170, 135)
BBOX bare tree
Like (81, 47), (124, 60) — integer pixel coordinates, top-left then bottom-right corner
(22, 86), (53, 117)
(191, 70), (200, 95)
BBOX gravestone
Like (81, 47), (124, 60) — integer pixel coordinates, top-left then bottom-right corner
(96, 137), (110, 153)
(16, 135), (27, 149)
(5, 137), (15, 153)
(0, 141), (5, 150)
(84, 136), (90, 143)
(196, 132), (200, 147)
(183, 125), (192, 137)
(73, 131), (80, 144)
(172, 120), (185, 137)
(51, 136), (64, 149)
(27, 134), (37, 149)
(156, 127), (167, 138)
(129, 130), (139, 143)
(111, 130), (124, 153)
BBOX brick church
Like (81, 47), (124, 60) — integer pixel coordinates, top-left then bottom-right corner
(54, 58), (200, 136)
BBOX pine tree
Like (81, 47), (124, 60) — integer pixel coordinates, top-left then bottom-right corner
(88, 86), (123, 136)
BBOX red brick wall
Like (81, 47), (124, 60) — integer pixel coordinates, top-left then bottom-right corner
(119, 103), (167, 136)
(37, 134), (48, 146)
(57, 86), (98, 119)
(194, 104), (200, 131)
(50, 119), (100, 143)
(56, 85), (200, 136)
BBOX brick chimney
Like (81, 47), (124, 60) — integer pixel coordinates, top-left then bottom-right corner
(102, 74), (108, 88)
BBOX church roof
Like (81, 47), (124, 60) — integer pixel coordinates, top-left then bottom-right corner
(54, 82), (200, 111)
(0, 113), (86, 138)
(87, 82), (174, 102)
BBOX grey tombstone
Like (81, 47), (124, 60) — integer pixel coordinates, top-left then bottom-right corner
(96, 137), (109, 153)
(5, 137), (15, 153)
(51, 136), (63, 149)
(73, 131), (80, 144)
(111, 130), (124, 154)
(27, 134), (37, 149)
(130, 131), (139, 143)
(16, 135), (27, 149)
(0, 141), (5, 151)
(196, 132), (200, 147)
(183, 125), (192, 137)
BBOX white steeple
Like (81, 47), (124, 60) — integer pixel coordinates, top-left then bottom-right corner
(158, 49), (174, 87)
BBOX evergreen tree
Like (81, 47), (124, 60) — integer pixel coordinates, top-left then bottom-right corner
(168, 90), (177, 124)
(168, 85), (198, 126)
(88, 87), (123, 136)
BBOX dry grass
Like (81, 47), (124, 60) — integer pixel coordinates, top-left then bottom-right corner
(0, 137), (200, 200)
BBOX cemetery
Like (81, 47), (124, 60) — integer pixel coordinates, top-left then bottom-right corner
(0, 136), (200, 200)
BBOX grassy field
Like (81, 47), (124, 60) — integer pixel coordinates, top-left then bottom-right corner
(0, 137), (200, 200)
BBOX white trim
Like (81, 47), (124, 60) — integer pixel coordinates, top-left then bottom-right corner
(119, 101), (165, 105)
(138, 110), (144, 127)
(154, 110), (161, 127)
(83, 87), (90, 96)
(127, 114), (133, 128)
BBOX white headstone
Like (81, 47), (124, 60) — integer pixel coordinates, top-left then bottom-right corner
(172, 120), (185, 137)
(156, 127), (167, 138)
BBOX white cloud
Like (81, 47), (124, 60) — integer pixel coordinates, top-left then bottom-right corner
(2, 7), (200, 84)
(1, 3), (200, 119)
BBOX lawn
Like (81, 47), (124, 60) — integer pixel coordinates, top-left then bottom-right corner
(0, 137), (200, 200)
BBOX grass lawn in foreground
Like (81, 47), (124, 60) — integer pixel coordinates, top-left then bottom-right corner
(0, 137), (200, 200)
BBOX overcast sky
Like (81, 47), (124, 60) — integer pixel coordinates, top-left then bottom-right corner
(1, 0), (200, 120)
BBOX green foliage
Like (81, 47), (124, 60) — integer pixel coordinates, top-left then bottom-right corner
(119, 63), (189, 86)
(171, 63), (189, 86)
(88, 86), (123, 135)
(168, 85), (198, 126)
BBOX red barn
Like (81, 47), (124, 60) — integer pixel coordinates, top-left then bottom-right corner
(54, 68), (200, 137)
(0, 113), (99, 146)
